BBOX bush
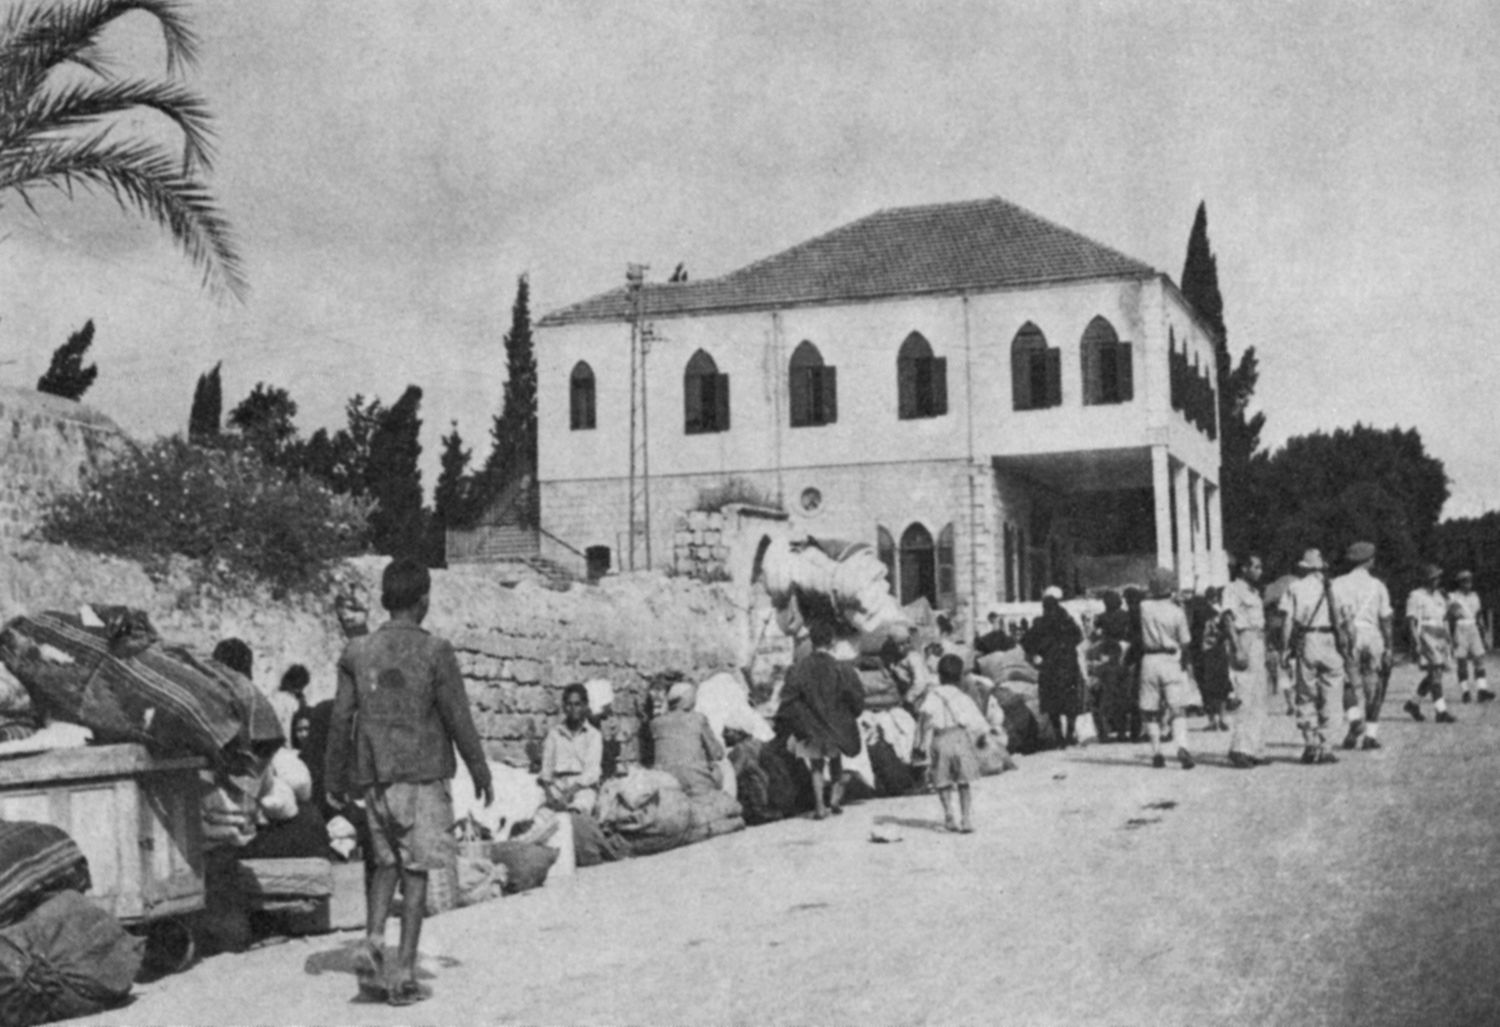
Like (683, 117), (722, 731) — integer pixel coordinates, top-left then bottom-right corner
(694, 477), (780, 513)
(39, 435), (372, 595)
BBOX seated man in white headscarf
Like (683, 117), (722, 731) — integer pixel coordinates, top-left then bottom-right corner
(648, 681), (726, 796)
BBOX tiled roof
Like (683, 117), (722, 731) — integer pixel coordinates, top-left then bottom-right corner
(539, 196), (1158, 326)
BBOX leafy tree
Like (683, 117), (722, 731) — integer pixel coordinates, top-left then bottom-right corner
(41, 434), (370, 596)
(1240, 424), (1449, 594)
(0, 0), (246, 299)
(227, 382), (298, 468)
(1180, 202), (1263, 553)
(472, 274), (537, 524)
(301, 393), (385, 496)
(188, 360), (222, 443)
(36, 318), (97, 399)
(365, 384), (425, 559)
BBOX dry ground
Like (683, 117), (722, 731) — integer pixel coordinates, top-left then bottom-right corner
(68, 658), (1500, 1026)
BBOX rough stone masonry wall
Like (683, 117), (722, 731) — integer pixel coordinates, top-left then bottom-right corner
(1, 544), (746, 768)
(0, 386), (133, 542)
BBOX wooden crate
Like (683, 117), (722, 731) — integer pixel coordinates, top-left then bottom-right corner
(0, 743), (207, 923)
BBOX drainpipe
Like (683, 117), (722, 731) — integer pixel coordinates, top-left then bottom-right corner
(963, 293), (979, 630)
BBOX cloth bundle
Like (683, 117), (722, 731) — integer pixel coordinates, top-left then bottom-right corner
(0, 607), (281, 775)
(0, 822), (91, 930)
(0, 890), (142, 1027)
(761, 537), (905, 638)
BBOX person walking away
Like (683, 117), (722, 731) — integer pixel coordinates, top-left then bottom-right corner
(324, 558), (494, 1007)
(776, 618), (865, 819)
(1022, 587), (1086, 746)
(1223, 555), (1270, 768)
(1280, 548), (1347, 763)
(1332, 541), (1394, 750)
(915, 654), (987, 832)
(1449, 570), (1492, 703)
(539, 684), (604, 813)
(1404, 563), (1457, 723)
(1137, 569), (1196, 769)
(1196, 587), (1234, 732)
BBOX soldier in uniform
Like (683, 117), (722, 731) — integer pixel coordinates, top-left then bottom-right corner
(1404, 563), (1457, 723)
(1449, 570), (1492, 704)
(1331, 541), (1393, 750)
(1279, 548), (1344, 764)
(1222, 554), (1270, 768)
(1137, 567), (1195, 770)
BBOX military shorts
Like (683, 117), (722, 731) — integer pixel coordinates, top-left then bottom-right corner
(1138, 654), (1190, 714)
(1453, 623), (1486, 661)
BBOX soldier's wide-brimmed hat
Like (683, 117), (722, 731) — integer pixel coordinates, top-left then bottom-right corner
(1457, 569), (1474, 581)
(1296, 548), (1326, 571)
(1147, 567), (1177, 597)
(1423, 563), (1443, 581)
(1042, 585), (1063, 601)
(1345, 541), (1375, 564)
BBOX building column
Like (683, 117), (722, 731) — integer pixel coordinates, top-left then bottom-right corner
(1151, 445), (1173, 572)
(1173, 458), (1192, 589)
(1192, 470), (1209, 590)
(1206, 481), (1226, 585)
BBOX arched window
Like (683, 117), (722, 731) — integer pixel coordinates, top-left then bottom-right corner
(899, 522), (936, 607)
(897, 332), (947, 420)
(789, 341), (837, 427)
(684, 349), (729, 434)
(937, 523), (956, 609)
(569, 361), (596, 430)
(1080, 316), (1133, 406)
(1011, 323), (1060, 411)
(1003, 523), (1017, 601)
(876, 525), (896, 595)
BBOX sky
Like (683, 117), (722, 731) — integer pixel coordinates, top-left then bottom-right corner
(3, 0), (1498, 517)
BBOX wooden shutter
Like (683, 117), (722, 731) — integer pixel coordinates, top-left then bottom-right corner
(1117, 342), (1134, 402)
(790, 367), (811, 427)
(898, 358), (917, 419)
(1012, 348), (1031, 410)
(929, 357), (948, 416)
(715, 373), (730, 431)
(1082, 339), (1102, 405)
(684, 371), (700, 433)
(821, 365), (838, 425)
(1043, 348), (1062, 407)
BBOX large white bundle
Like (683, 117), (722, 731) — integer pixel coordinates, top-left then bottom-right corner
(764, 536), (901, 641)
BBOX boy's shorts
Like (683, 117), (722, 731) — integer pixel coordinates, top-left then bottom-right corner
(1138, 654), (1189, 714)
(364, 780), (454, 872)
(930, 727), (979, 788)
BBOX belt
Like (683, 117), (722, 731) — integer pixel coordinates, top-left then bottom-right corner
(1142, 647), (1178, 655)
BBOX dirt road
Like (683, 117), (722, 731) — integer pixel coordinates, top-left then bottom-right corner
(70, 660), (1500, 1026)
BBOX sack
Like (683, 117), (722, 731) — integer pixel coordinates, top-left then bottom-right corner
(455, 854), (503, 907)
(0, 890), (143, 1026)
(0, 823), (91, 930)
(489, 841), (558, 894)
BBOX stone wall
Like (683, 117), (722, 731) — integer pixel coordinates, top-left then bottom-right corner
(1, 544), (747, 767)
(0, 386), (132, 542)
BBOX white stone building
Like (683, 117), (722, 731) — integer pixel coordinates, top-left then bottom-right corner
(535, 197), (1225, 622)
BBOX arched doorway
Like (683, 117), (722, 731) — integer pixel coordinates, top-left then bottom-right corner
(899, 523), (936, 607)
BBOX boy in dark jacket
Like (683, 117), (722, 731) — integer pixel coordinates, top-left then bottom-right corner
(325, 559), (493, 1007)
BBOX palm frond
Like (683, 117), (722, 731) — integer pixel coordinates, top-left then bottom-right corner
(1, 131), (247, 300)
(5, 77), (217, 170)
(1, 1), (198, 84)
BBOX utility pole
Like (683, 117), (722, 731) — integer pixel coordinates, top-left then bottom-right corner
(626, 264), (651, 570)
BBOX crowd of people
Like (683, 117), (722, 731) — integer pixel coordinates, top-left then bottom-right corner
(245, 544), (1489, 1009)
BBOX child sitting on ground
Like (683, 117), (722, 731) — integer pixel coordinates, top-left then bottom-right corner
(914, 654), (989, 833)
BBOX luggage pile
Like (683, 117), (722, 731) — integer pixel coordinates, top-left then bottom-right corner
(760, 536), (905, 640)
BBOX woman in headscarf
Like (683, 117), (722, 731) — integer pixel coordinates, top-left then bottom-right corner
(777, 618), (866, 819)
(648, 680), (725, 796)
(1022, 587), (1086, 746)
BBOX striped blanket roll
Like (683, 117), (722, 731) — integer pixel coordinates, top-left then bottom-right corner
(0, 821), (91, 929)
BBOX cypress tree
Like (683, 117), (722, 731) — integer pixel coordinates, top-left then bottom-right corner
(36, 320), (99, 400)
(434, 421), (473, 529)
(188, 362), (223, 444)
(474, 274), (537, 523)
(366, 385), (426, 559)
(1180, 202), (1262, 553)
